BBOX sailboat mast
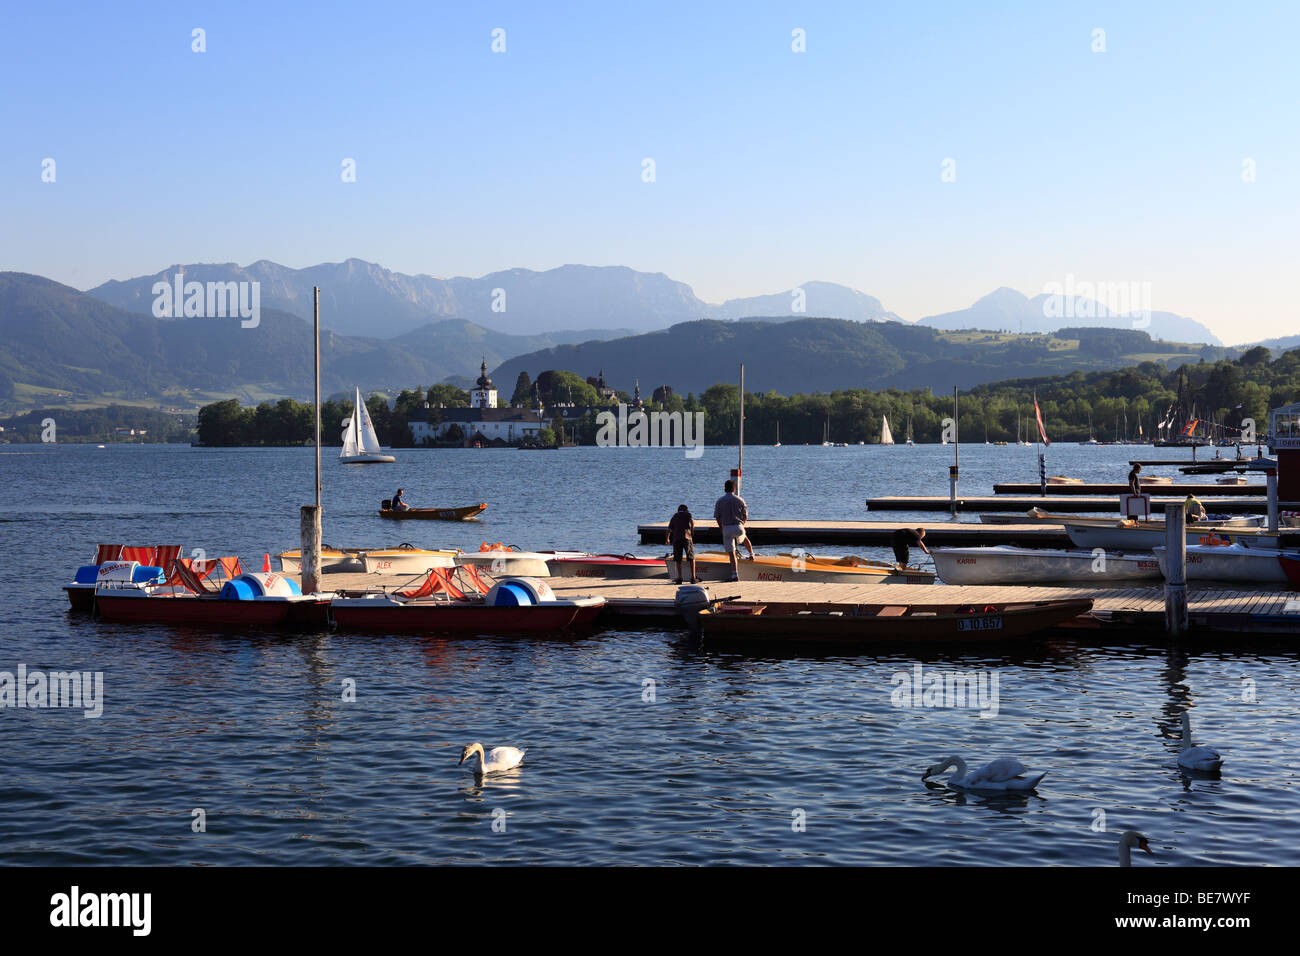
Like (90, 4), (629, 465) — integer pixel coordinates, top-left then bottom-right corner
(737, 364), (744, 492)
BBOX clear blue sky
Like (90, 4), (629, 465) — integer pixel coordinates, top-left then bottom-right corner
(2, 1), (1296, 343)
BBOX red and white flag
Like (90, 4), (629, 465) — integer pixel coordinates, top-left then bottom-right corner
(1033, 392), (1051, 445)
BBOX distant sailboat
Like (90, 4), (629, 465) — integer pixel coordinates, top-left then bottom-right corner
(340, 387), (396, 464)
(880, 416), (894, 445)
(774, 420), (781, 447)
(822, 414), (832, 447)
(905, 416), (915, 446)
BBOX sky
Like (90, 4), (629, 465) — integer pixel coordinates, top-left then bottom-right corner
(2, 1), (1297, 344)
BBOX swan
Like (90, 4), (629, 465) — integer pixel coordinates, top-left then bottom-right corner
(458, 742), (525, 775)
(1177, 712), (1223, 772)
(1117, 830), (1153, 866)
(922, 756), (1046, 792)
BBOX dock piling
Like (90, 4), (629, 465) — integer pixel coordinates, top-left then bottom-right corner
(1267, 471), (1279, 533)
(1164, 507), (1187, 634)
(300, 505), (322, 593)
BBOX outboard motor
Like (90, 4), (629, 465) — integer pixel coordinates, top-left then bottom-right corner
(381, 499), (392, 510)
(674, 584), (713, 636)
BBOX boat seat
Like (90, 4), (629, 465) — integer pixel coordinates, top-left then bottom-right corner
(875, 606), (908, 617)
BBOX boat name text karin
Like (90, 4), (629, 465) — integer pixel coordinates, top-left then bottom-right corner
(890, 663), (999, 718)
(596, 404), (705, 459)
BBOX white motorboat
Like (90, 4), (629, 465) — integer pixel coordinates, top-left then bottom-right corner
(1064, 521), (1280, 551)
(931, 546), (1162, 586)
(1154, 544), (1296, 584)
(456, 550), (552, 577)
(361, 547), (459, 574)
(339, 387), (396, 464)
(277, 547), (367, 573)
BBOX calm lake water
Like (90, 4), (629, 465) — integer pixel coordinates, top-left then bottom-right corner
(1, 442), (1296, 865)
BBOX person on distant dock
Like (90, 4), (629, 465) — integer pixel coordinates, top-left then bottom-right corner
(714, 479), (754, 582)
(1127, 463), (1142, 496)
(892, 527), (930, 569)
(666, 504), (698, 585)
(1183, 493), (1207, 522)
(392, 488), (410, 511)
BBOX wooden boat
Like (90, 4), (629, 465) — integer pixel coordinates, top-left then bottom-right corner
(361, 546), (459, 574)
(546, 553), (668, 578)
(456, 548), (552, 577)
(95, 572), (332, 628)
(979, 511), (1265, 530)
(697, 598), (1094, 644)
(1047, 476), (1083, 485)
(339, 387), (395, 464)
(378, 502), (487, 521)
(1154, 544), (1297, 584)
(277, 547), (366, 573)
(674, 551), (933, 584)
(330, 572), (604, 633)
(931, 546), (1162, 585)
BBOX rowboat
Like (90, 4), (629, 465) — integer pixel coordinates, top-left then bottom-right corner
(277, 548), (367, 573)
(361, 547), (459, 574)
(1154, 544), (1297, 584)
(931, 546), (1162, 585)
(378, 502), (487, 521)
(95, 572), (332, 628)
(696, 598), (1093, 644)
(673, 551), (933, 584)
(546, 553), (668, 578)
(1064, 521), (1279, 551)
(330, 573), (604, 634)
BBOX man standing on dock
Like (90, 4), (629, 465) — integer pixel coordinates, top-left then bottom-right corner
(714, 479), (754, 582)
(666, 504), (698, 585)
(891, 527), (930, 569)
(1127, 463), (1142, 496)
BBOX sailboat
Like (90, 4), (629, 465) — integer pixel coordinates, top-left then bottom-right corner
(822, 415), (832, 447)
(905, 416), (915, 446)
(340, 387), (396, 464)
(880, 416), (894, 445)
(1080, 412), (1099, 445)
(774, 420), (781, 448)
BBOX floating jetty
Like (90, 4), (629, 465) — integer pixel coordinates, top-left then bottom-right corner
(636, 519), (1073, 546)
(864, 495), (1282, 513)
(990, 482), (1264, 496)
(290, 572), (1300, 634)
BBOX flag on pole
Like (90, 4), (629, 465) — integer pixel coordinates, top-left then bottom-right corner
(1033, 392), (1051, 445)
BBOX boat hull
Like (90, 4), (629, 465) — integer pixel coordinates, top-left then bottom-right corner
(1155, 545), (1294, 583)
(547, 555), (667, 578)
(95, 592), (331, 628)
(340, 454), (396, 464)
(1064, 523), (1279, 551)
(330, 598), (605, 633)
(456, 553), (551, 577)
(673, 552), (933, 584)
(378, 503), (487, 520)
(932, 547), (1162, 585)
(277, 550), (366, 574)
(361, 550), (459, 574)
(698, 599), (1093, 644)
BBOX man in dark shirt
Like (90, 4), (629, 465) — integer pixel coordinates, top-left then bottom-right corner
(666, 504), (697, 584)
(392, 488), (410, 511)
(1127, 464), (1142, 496)
(891, 527), (929, 568)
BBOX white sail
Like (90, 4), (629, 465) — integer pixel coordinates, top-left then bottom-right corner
(355, 388), (384, 454)
(339, 411), (359, 459)
(880, 416), (894, 445)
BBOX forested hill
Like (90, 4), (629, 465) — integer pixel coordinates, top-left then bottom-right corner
(492, 317), (1230, 396)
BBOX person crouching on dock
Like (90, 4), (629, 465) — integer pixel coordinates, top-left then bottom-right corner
(666, 504), (698, 585)
(892, 527), (930, 569)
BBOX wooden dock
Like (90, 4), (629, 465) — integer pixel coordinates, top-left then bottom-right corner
(635, 519), (1073, 546)
(292, 571), (1300, 634)
(991, 482), (1265, 496)
(863, 495), (1279, 513)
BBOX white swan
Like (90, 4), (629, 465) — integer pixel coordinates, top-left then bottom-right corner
(1177, 712), (1223, 772)
(458, 742), (525, 775)
(922, 756), (1046, 792)
(1118, 830), (1153, 866)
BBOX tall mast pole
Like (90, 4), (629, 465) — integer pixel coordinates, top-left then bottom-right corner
(737, 364), (744, 493)
(314, 287), (321, 512)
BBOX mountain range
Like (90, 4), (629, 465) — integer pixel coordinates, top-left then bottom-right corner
(85, 259), (1218, 344)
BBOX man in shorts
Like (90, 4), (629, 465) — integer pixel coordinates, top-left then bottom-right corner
(714, 479), (754, 582)
(891, 527), (930, 569)
(665, 504), (697, 584)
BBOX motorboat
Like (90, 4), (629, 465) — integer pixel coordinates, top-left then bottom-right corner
(277, 547), (367, 574)
(696, 598), (1094, 645)
(378, 502), (487, 521)
(1154, 544), (1298, 584)
(1064, 521), (1280, 551)
(456, 547), (552, 577)
(931, 546), (1162, 586)
(330, 572), (605, 633)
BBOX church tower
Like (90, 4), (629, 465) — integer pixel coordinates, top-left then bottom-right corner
(471, 359), (498, 409)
